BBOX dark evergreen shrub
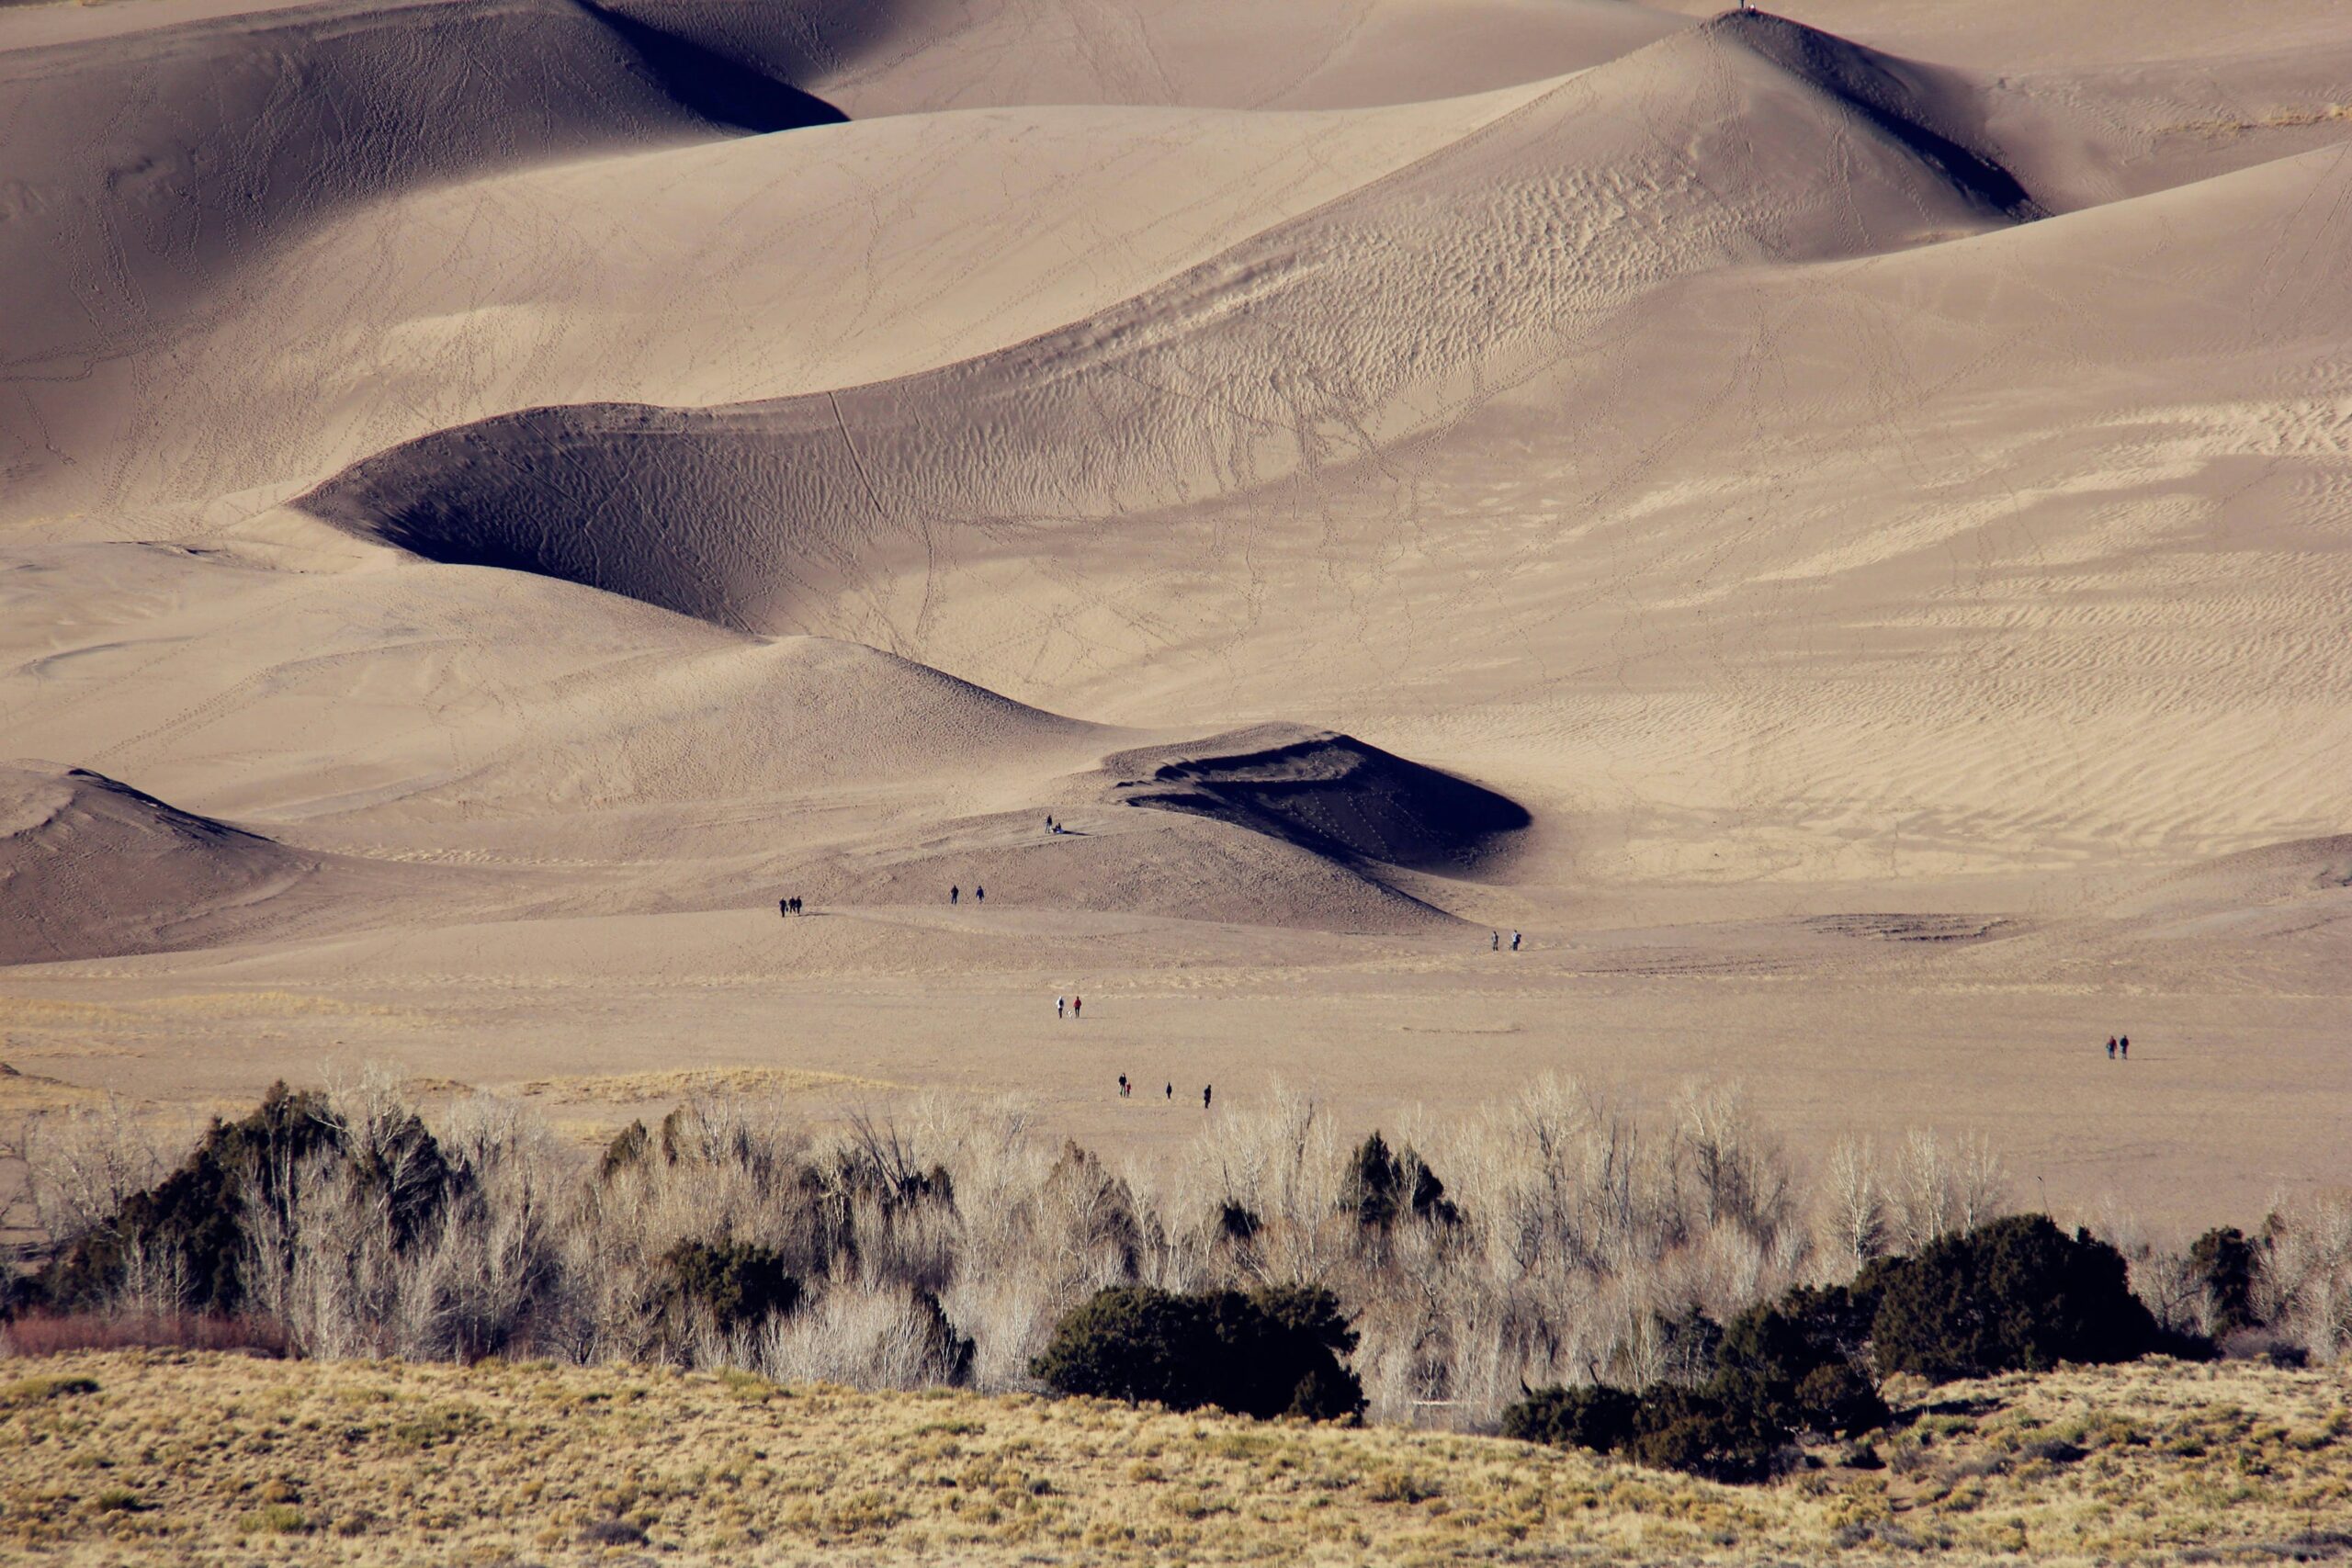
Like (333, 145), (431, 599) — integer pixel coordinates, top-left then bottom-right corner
(1623, 1386), (1784, 1484)
(909, 1288), (977, 1385)
(662, 1239), (800, 1332)
(1341, 1133), (1459, 1230)
(1499, 1383), (1640, 1451)
(2187, 1226), (2263, 1334)
(39, 1082), (342, 1314)
(600, 1121), (650, 1180)
(1031, 1284), (1364, 1420)
(1712, 1285), (1884, 1437)
(1868, 1213), (2159, 1381)
(1031, 1287), (1221, 1408)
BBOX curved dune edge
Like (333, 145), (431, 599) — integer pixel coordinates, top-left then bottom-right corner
(293, 15), (2037, 637)
(0, 764), (321, 966)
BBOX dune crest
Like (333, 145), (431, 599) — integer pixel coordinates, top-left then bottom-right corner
(296, 16), (2038, 638)
(0, 764), (318, 964)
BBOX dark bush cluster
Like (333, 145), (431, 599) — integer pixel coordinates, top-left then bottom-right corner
(32, 1083), (348, 1315)
(1504, 1214), (2188, 1483)
(1341, 1133), (1458, 1230)
(2187, 1225), (2265, 1336)
(1031, 1284), (1365, 1420)
(1864, 1213), (2164, 1379)
(661, 1240), (801, 1334)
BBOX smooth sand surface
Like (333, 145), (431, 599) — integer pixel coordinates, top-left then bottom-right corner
(2, 0), (2346, 1229)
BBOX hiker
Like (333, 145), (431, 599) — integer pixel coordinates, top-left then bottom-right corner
(795, 897), (804, 915)
(1203, 1084), (1213, 1110)
(780, 898), (788, 919)
(1165, 1082), (1172, 1100)
(2107, 1036), (2117, 1059)
(1046, 815), (1055, 831)
(2120, 1034), (2130, 1059)
(1057, 996), (1066, 1020)
(1072, 995), (1082, 1020)
(1491, 931), (1499, 951)
(1119, 1073), (1128, 1097)
(976, 886), (986, 906)
(951, 885), (960, 906)
(1511, 930), (1521, 952)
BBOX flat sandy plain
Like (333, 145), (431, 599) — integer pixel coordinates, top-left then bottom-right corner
(3, 0), (2349, 1228)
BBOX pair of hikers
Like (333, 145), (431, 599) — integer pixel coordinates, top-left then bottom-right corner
(1057, 994), (1082, 1020)
(777, 897), (804, 917)
(951, 885), (986, 907)
(2105, 1034), (2132, 1059)
(1490, 930), (1521, 951)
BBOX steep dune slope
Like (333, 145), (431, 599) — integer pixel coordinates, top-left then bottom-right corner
(0, 0), (839, 517)
(0, 539), (1514, 935)
(1108, 726), (1529, 876)
(796, 0), (1687, 115)
(0, 764), (319, 964)
(300, 16), (2037, 639)
(27, 84), (1557, 525)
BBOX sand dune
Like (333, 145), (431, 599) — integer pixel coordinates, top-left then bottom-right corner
(0, 0), (839, 519)
(2108, 836), (2352, 926)
(2, 0), (2347, 1219)
(21, 84), (1557, 528)
(299, 16), (2035, 640)
(1108, 726), (1529, 877)
(0, 763), (319, 964)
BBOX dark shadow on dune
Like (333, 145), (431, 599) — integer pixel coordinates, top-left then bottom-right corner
(292, 9), (2035, 636)
(1107, 728), (1530, 877)
(575, 0), (847, 132)
(1717, 12), (2041, 220)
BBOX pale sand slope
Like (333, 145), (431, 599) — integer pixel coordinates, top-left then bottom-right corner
(299, 17), (2041, 631)
(6, 86), (1584, 528)
(0, 764), (321, 965)
(1, 1), (2348, 1225)
(0, 538), (1498, 937)
(0, 0), (1682, 527)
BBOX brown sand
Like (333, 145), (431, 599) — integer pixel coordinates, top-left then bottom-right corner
(2, 0), (2346, 1229)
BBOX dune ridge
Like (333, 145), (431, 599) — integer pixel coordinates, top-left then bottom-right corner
(296, 16), (2040, 640)
(0, 764), (319, 965)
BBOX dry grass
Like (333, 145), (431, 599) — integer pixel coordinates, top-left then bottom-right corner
(0, 1062), (99, 1115)
(0, 1353), (2343, 1565)
(510, 1067), (894, 1102)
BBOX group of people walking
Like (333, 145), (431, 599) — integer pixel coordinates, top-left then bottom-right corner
(1116, 1073), (1211, 1108)
(1491, 930), (1521, 951)
(1057, 994), (1082, 1020)
(2105, 1034), (2132, 1059)
(950, 885), (985, 906)
(777, 897), (805, 917)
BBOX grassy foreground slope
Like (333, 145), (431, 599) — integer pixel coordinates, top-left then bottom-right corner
(2, 1355), (2348, 1565)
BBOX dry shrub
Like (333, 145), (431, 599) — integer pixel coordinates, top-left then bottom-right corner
(0, 1310), (288, 1358)
(16, 1067), (2097, 1417)
(2259, 1192), (2352, 1361)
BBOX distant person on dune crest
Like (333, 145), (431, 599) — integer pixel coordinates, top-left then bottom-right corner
(1491, 931), (1498, 951)
(1511, 931), (1521, 952)
(976, 886), (985, 906)
(951, 886), (959, 906)
(1057, 995), (1066, 1020)
(1165, 1082), (1172, 1100)
(780, 898), (788, 919)
(1203, 1085), (1212, 1110)
(1072, 996), (1082, 1020)
(2107, 1036), (2117, 1059)
(1119, 1073), (1128, 1097)
(2120, 1034), (2130, 1059)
